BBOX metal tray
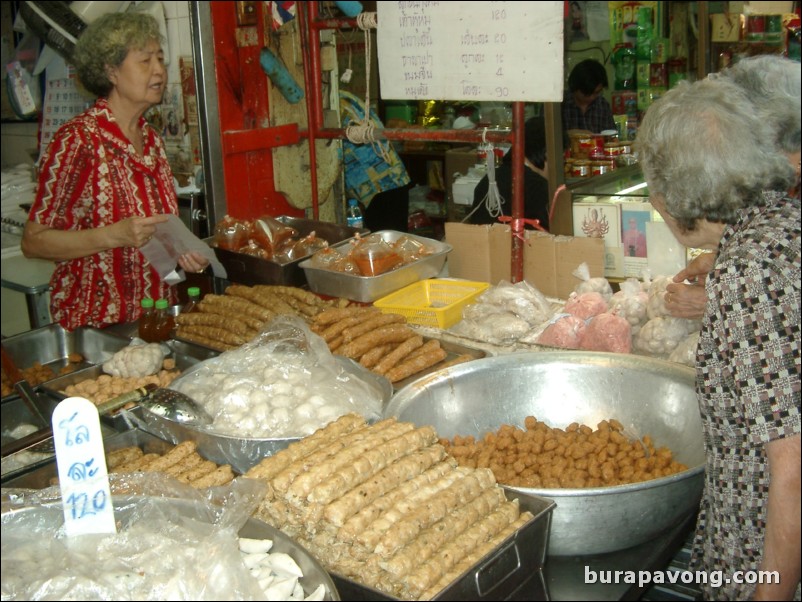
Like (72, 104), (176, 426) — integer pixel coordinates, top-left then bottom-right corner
(208, 216), (368, 287)
(41, 339), (217, 432)
(329, 489), (554, 601)
(1, 428), (173, 488)
(1, 324), (131, 401)
(392, 338), (487, 391)
(299, 231), (452, 302)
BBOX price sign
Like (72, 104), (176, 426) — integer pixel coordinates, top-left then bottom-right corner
(377, 1), (563, 101)
(53, 397), (116, 537)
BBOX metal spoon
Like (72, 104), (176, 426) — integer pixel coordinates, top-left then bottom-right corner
(138, 387), (213, 426)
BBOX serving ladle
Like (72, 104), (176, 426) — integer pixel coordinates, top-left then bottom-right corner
(1, 384), (212, 458)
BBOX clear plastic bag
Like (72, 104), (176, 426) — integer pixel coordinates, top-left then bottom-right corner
(168, 316), (384, 438)
(1, 475), (269, 601)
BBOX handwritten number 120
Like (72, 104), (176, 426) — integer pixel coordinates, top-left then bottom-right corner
(66, 490), (108, 519)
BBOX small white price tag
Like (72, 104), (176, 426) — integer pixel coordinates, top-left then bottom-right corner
(53, 397), (116, 537)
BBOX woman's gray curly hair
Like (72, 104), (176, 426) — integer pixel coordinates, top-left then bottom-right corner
(635, 77), (795, 232)
(720, 55), (801, 156)
(72, 12), (163, 98)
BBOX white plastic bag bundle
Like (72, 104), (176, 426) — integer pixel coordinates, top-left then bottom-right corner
(609, 278), (649, 335)
(572, 262), (613, 301)
(668, 332), (700, 366)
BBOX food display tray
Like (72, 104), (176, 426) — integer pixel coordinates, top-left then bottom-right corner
(329, 489), (554, 601)
(1, 324), (131, 402)
(208, 216), (368, 287)
(391, 337), (487, 391)
(1, 428), (173, 488)
(42, 339), (218, 432)
(299, 231), (452, 302)
(135, 356), (393, 475)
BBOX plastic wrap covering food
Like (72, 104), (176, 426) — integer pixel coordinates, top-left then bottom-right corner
(608, 278), (650, 335)
(350, 238), (403, 277)
(237, 240), (271, 259)
(634, 316), (696, 357)
(535, 314), (587, 349)
(213, 215), (251, 252)
(645, 275), (673, 319)
(572, 262), (613, 301)
(251, 215), (298, 257)
(451, 281), (556, 345)
(668, 331), (700, 367)
(274, 231), (329, 264)
(168, 317), (384, 438)
(1, 475), (272, 601)
(307, 247), (359, 274)
(392, 235), (432, 263)
(580, 312), (632, 354)
(563, 291), (609, 321)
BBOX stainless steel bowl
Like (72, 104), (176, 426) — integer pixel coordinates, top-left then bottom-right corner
(384, 351), (704, 556)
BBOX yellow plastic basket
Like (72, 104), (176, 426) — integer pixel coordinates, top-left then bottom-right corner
(374, 279), (490, 329)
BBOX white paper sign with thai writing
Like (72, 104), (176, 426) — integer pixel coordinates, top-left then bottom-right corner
(53, 397), (116, 537)
(377, 1), (564, 101)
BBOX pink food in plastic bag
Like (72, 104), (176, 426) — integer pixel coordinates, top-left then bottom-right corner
(564, 291), (609, 321)
(579, 312), (632, 354)
(536, 315), (587, 349)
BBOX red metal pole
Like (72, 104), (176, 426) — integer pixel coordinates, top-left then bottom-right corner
(510, 102), (526, 283)
(299, 3), (320, 219)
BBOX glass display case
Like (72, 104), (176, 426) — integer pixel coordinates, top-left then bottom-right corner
(568, 165), (687, 280)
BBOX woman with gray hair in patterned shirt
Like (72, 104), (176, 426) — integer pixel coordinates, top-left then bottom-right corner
(636, 76), (800, 600)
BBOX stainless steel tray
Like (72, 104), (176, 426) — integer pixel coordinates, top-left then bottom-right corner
(392, 338), (487, 391)
(1, 428), (173, 488)
(42, 339), (217, 432)
(209, 216), (368, 287)
(329, 489), (554, 601)
(300, 231), (452, 302)
(1, 324), (131, 401)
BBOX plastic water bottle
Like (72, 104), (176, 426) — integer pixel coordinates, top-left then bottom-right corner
(346, 199), (364, 229)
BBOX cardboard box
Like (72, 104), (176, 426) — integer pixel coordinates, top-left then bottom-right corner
(444, 222), (604, 299)
(445, 146), (481, 221)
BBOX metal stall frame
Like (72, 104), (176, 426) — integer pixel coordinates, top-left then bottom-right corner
(301, 2), (539, 281)
(193, 2), (565, 283)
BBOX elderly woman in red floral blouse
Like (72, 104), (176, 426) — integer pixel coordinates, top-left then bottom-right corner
(22, 11), (208, 331)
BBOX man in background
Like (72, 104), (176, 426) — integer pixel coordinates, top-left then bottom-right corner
(562, 58), (616, 142)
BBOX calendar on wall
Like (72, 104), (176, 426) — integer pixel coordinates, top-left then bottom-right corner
(39, 55), (93, 158)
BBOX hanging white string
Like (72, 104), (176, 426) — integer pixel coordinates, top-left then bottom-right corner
(462, 142), (506, 223)
(344, 12), (392, 162)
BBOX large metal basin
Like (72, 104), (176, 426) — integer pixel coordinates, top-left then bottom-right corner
(384, 351), (704, 556)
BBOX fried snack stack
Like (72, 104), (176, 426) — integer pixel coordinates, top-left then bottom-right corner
(106, 440), (235, 489)
(246, 414), (534, 601)
(310, 307), (472, 384)
(175, 284), (348, 350)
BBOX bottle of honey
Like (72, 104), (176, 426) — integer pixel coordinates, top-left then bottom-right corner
(138, 298), (157, 342)
(153, 298), (175, 342)
(183, 286), (201, 314)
